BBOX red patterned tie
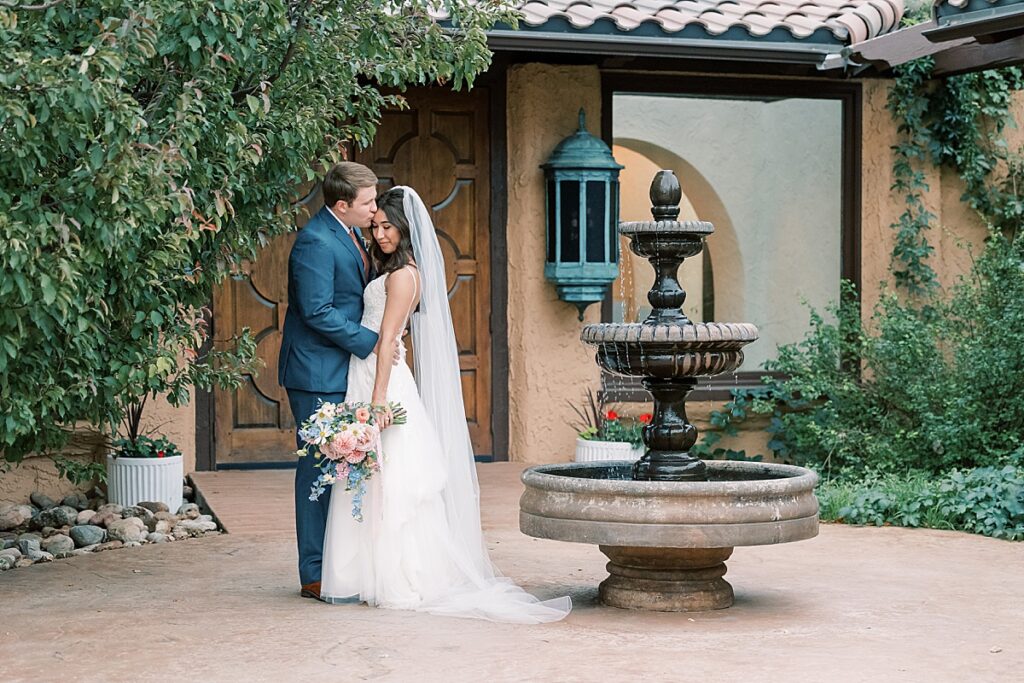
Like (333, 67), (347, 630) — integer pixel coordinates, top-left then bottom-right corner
(349, 227), (370, 280)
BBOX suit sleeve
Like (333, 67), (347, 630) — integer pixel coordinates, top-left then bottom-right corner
(290, 232), (379, 358)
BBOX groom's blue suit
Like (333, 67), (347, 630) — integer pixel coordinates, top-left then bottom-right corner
(278, 205), (378, 586)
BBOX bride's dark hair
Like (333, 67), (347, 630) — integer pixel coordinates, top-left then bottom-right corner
(370, 188), (416, 274)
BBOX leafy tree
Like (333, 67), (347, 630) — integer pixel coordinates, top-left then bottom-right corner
(0, 0), (516, 461)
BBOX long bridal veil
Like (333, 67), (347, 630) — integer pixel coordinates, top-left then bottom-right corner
(399, 186), (571, 623)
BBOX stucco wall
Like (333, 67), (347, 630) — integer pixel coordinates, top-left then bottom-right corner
(859, 83), (1024, 312)
(506, 64), (604, 463)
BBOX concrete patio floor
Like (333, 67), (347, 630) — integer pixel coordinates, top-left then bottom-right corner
(1, 463), (1021, 682)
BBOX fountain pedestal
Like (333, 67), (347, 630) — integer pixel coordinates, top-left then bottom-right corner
(599, 546), (733, 611)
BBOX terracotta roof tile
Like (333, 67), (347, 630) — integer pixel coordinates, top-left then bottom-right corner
(437, 1), (905, 45)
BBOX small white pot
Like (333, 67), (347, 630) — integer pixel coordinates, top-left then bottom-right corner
(106, 454), (183, 513)
(574, 437), (645, 463)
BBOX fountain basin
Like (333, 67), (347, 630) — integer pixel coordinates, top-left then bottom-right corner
(520, 461), (819, 611)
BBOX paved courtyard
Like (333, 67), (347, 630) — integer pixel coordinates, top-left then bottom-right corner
(1, 463), (1021, 682)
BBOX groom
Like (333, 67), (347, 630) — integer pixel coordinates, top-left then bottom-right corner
(278, 161), (382, 600)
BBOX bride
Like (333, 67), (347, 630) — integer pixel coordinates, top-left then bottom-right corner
(319, 186), (571, 624)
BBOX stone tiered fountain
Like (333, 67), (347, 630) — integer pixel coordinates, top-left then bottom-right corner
(520, 170), (819, 611)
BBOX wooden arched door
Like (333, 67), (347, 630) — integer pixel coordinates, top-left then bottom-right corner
(212, 87), (492, 465)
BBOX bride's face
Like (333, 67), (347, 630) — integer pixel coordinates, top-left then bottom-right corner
(371, 209), (401, 254)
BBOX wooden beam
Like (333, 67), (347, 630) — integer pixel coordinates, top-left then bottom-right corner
(843, 20), (973, 71)
(932, 34), (1024, 76)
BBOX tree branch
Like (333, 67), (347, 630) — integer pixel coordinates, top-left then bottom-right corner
(231, 1), (310, 101)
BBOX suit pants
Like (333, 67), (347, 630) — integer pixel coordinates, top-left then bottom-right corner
(287, 388), (346, 586)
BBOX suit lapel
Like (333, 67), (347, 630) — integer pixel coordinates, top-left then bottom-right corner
(320, 206), (368, 286)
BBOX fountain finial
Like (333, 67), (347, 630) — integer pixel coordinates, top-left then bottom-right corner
(650, 170), (681, 221)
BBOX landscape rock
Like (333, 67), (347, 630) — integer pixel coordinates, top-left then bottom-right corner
(138, 501), (169, 514)
(154, 520), (173, 535)
(36, 505), (79, 529)
(15, 558), (34, 568)
(0, 504), (33, 531)
(76, 509), (97, 526)
(174, 519), (217, 537)
(70, 525), (106, 547)
(1, 532), (17, 549)
(107, 517), (146, 543)
(146, 532), (167, 544)
(61, 492), (90, 511)
(122, 506), (156, 525)
(93, 540), (124, 552)
(17, 537), (41, 555)
(182, 485), (194, 501)
(0, 547), (21, 560)
(26, 549), (53, 563)
(176, 503), (200, 520)
(42, 534), (74, 555)
(0, 555), (15, 571)
(29, 492), (57, 510)
(94, 503), (123, 517)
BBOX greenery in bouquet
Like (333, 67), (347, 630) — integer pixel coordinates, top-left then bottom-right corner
(568, 389), (650, 448)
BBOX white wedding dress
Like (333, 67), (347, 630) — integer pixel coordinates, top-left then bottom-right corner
(319, 272), (571, 624)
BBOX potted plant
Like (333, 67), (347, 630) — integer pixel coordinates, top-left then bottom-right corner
(569, 389), (650, 463)
(105, 395), (183, 513)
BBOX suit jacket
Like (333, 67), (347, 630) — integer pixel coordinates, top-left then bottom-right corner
(278, 206), (378, 393)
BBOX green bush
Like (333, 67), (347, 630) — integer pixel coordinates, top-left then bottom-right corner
(818, 462), (1024, 540)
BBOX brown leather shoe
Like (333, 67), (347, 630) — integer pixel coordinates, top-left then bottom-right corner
(300, 581), (322, 600)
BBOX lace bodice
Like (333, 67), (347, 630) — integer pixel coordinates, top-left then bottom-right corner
(360, 275), (389, 333)
(360, 273), (412, 362)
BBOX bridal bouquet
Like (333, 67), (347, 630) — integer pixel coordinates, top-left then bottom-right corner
(297, 400), (407, 521)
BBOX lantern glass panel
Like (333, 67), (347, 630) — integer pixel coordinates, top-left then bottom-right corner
(609, 181), (619, 264)
(546, 177), (557, 262)
(585, 180), (606, 262)
(559, 179), (581, 263)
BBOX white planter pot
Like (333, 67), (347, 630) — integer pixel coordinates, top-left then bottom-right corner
(106, 454), (183, 513)
(574, 438), (644, 463)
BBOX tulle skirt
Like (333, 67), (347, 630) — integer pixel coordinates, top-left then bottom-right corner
(319, 353), (571, 624)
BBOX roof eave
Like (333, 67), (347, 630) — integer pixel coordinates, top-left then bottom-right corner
(924, 3), (1024, 42)
(487, 29), (839, 67)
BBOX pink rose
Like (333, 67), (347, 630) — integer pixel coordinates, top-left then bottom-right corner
(355, 425), (378, 452)
(335, 429), (358, 451)
(355, 407), (371, 424)
(345, 449), (368, 464)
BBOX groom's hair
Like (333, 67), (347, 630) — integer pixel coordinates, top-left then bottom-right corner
(323, 162), (378, 207)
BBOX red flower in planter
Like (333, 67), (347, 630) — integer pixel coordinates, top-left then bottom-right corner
(157, 451), (165, 458)
(605, 410), (618, 421)
(639, 413), (653, 424)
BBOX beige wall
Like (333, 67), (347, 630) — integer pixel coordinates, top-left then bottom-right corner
(859, 83), (1024, 312)
(506, 64), (605, 463)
